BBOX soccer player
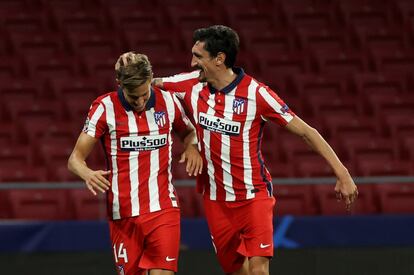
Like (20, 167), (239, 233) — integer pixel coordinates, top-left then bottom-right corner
(147, 25), (359, 275)
(68, 52), (202, 275)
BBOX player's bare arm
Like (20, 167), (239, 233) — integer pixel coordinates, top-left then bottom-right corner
(284, 116), (358, 211)
(68, 132), (111, 195)
(176, 126), (203, 176)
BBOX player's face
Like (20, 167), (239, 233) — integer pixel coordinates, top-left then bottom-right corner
(124, 79), (151, 112)
(191, 41), (216, 82)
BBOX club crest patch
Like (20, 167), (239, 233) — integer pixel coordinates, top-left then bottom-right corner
(233, 98), (246, 114)
(154, 111), (166, 127)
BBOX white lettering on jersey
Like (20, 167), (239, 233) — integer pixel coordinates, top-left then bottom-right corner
(199, 112), (241, 136)
(120, 134), (167, 151)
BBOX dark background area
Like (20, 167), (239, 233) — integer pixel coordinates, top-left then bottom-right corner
(2, 248), (414, 275)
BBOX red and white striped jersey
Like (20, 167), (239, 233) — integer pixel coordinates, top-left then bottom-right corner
(83, 87), (191, 220)
(162, 68), (296, 201)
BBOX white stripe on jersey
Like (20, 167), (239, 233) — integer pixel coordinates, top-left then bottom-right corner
(127, 110), (140, 216)
(164, 71), (200, 83)
(258, 87), (294, 122)
(244, 80), (258, 199)
(191, 83), (203, 124)
(102, 96), (120, 220)
(204, 93), (217, 200)
(223, 90), (236, 201)
(87, 104), (105, 136)
(146, 109), (161, 212)
(164, 93), (178, 207)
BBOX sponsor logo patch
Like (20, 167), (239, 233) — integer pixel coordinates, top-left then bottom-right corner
(199, 112), (241, 136)
(120, 134), (167, 151)
(280, 104), (289, 114)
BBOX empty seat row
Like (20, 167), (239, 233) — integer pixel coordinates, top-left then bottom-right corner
(1, 183), (413, 220)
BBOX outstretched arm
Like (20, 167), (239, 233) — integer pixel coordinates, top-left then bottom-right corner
(285, 116), (358, 211)
(68, 133), (111, 195)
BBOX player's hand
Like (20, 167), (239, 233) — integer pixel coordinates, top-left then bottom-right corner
(334, 171), (358, 211)
(179, 145), (203, 176)
(84, 170), (111, 195)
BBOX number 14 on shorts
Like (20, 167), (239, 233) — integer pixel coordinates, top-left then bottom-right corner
(113, 243), (129, 263)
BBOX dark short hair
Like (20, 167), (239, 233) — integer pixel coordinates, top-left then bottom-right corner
(193, 25), (239, 68)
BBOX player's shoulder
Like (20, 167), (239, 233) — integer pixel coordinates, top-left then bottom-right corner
(92, 91), (117, 105)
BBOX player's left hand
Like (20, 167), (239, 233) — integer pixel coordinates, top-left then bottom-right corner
(179, 144), (203, 176)
(334, 171), (358, 211)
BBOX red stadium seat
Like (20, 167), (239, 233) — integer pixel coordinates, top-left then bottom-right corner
(370, 49), (414, 74)
(279, 0), (337, 30)
(294, 156), (333, 178)
(69, 189), (106, 220)
(239, 29), (295, 54)
(312, 49), (369, 76)
(222, 2), (275, 31)
(9, 32), (66, 56)
(48, 6), (108, 32)
(0, 165), (48, 182)
(46, 76), (102, 99)
(351, 25), (407, 52)
(0, 146), (34, 168)
(24, 55), (81, 81)
(295, 27), (349, 53)
(273, 184), (317, 216)
(337, 0), (393, 28)
(322, 116), (377, 143)
(375, 183), (414, 214)
(0, 122), (17, 145)
(81, 53), (118, 86)
(7, 190), (71, 220)
(1, 10), (49, 32)
(122, 30), (177, 57)
(315, 184), (377, 215)
(105, 3), (162, 32)
(257, 51), (310, 77)
(305, 93), (358, 118)
(65, 30), (121, 56)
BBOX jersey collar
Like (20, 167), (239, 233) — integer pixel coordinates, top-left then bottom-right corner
(208, 67), (245, 94)
(117, 87), (156, 112)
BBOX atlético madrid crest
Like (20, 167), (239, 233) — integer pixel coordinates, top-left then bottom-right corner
(233, 98), (246, 114)
(154, 111), (166, 127)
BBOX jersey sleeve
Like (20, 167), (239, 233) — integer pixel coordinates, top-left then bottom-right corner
(82, 99), (107, 138)
(257, 85), (296, 126)
(162, 71), (200, 99)
(171, 94), (194, 133)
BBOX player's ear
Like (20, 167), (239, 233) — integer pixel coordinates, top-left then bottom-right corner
(216, 52), (225, 66)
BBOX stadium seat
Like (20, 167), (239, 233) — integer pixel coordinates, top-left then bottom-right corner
(322, 116), (378, 143)
(7, 189), (71, 220)
(370, 49), (414, 74)
(375, 183), (414, 214)
(279, 0), (337, 30)
(314, 184), (377, 215)
(337, 0), (392, 28)
(305, 93), (358, 118)
(295, 27), (349, 53)
(221, 2), (275, 32)
(48, 6), (108, 32)
(239, 29), (295, 54)
(80, 53), (118, 86)
(9, 32), (66, 56)
(257, 51), (310, 78)
(24, 55), (81, 81)
(351, 24), (407, 52)
(65, 30), (121, 56)
(0, 165), (48, 182)
(273, 184), (317, 216)
(294, 156), (333, 178)
(312, 49), (370, 76)
(0, 190), (11, 218)
(0, 146), (34, 168)
(1, 10), (49, 32)
(0, 55), (26, 78)
(122, 30), (177, 57)
(69, 189), (106, 220)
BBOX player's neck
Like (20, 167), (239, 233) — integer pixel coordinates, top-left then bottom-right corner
(209, 67), (237, 91)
